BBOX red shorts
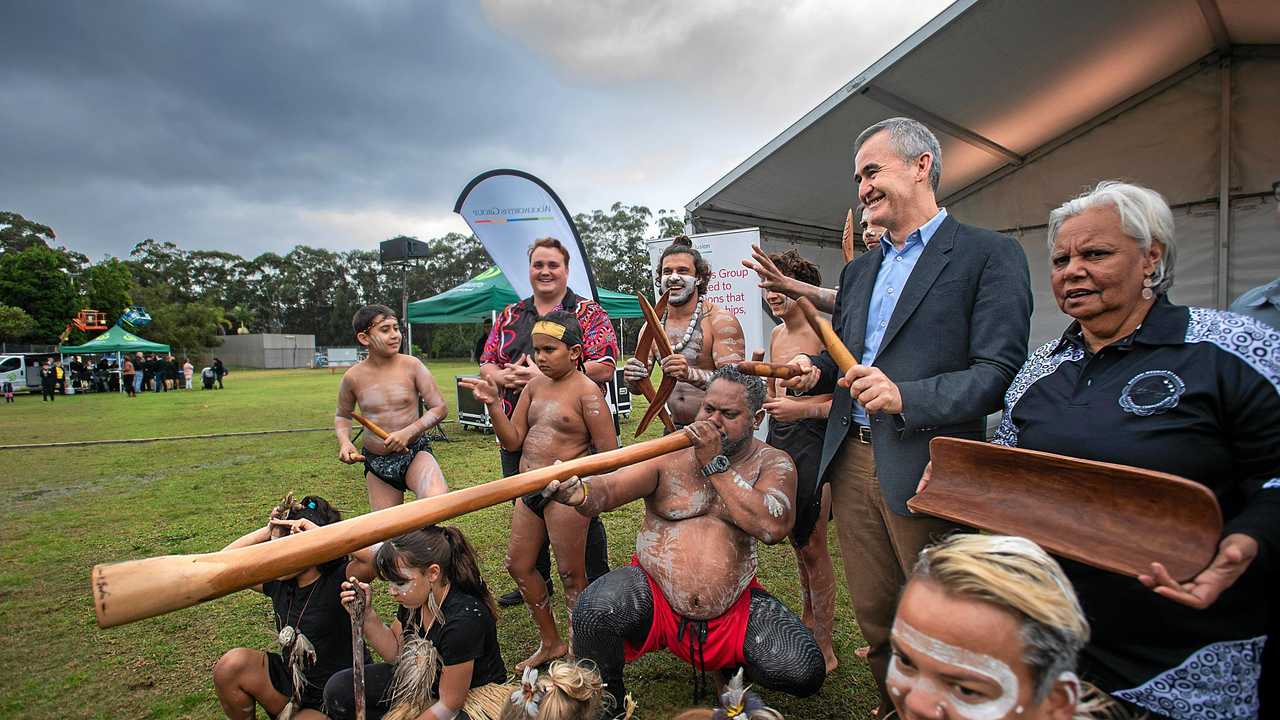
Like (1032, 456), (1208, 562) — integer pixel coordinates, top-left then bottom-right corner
(623, 557), (763, 670)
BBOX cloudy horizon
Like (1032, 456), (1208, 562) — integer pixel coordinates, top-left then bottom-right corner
(1, 1), (951, 260)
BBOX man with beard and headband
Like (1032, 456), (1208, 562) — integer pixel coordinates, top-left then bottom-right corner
(542, 366), (826, 708)
(335, 304), (450, 511)
(624, 235), (747, 430)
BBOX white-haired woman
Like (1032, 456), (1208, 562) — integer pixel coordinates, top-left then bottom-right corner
(890, 534), (1117, 720)
(981, 181), (1278, 719)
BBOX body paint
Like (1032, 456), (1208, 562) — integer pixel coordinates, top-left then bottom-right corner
(887, 618), (1020, 720)
(662, 274), (698, 305)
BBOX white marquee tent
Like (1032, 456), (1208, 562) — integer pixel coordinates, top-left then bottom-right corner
(687, 0), (1280, 347)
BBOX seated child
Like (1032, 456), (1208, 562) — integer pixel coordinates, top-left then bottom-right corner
(213, 494), (375, 719)
(324, 525), (509, 720)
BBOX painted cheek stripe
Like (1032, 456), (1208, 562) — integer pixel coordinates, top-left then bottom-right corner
(887, 618), (1020, 720)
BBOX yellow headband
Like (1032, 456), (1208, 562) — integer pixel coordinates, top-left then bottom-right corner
(531, 320), (568, 341)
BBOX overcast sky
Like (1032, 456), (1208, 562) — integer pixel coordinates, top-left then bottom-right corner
(1, 1), (950, 260)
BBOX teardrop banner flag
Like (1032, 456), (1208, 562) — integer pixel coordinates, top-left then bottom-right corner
(454, 169), (599, 301)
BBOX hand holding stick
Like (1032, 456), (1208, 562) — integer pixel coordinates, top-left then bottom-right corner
(796, 298), (857, 373)
(349, 579), (367, 720)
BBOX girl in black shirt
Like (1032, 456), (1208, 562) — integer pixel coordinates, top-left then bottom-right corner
(326, 525), (509, 720)
(213, 494), (375, 719)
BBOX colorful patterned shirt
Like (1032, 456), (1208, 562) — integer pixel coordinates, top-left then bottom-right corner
(480, 288), (618, 417)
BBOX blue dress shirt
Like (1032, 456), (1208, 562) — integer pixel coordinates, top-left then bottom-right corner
(852, 207), (948, 426)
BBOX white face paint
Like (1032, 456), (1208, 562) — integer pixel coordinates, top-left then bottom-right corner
(661, 273), (698, 305)
(887, 618), (1020, 720)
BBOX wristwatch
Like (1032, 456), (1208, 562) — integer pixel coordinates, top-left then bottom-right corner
(699, 454), (730, 477)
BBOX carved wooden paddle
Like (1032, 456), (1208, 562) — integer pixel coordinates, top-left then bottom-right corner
(911, 437), (1222, 582)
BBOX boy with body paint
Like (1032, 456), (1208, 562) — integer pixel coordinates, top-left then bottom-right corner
(336, 304), (449, 510)
(890, 534), (1115, 720)
(461, 310), (618, 671)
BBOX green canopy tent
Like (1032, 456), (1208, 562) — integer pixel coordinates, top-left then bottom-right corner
(59, 324), (171, 393)
(59, 324), (171, 354)
(407, 267), (643, 324)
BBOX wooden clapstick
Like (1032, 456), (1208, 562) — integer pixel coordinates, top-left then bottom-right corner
(736, 361), (801, 380)
(796, 297), (857, 372)
(350, 412), (389, 440)
(841, 208), (856, 264)
(634, 293), (679, 437)
(91, 431), (694, 628)
(910, 438), (1222, 582)
(350, 586), (367, 720)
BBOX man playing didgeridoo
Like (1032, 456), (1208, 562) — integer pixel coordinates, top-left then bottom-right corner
(623, 235), (746, 429)
(762, 249), (839, 674)
(336, 304), (449, 510)
(543, 366), (826, 707)
(462, 310), (618, 671)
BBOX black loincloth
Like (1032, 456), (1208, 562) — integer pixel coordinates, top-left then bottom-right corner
(362, 434), (433, 492)
(767, 418), (827, 547)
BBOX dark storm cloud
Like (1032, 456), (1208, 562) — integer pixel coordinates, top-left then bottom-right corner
(0, 1), (590, 255)
(0, 1), (951, 258)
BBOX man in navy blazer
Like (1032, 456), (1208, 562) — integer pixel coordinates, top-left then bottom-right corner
(786, 117), (1032, 709)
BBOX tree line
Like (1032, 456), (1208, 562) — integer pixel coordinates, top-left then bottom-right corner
(0, 204), (683, 358)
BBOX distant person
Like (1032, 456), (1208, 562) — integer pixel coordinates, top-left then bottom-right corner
(168, 354), (181, 391)
(3, 379), (14, 403)
(183, 358), (194, 389)
(335, 305), (449, 511)
(122, 357), (136, 398)
(133, 352), (145, 395)
(40, 360), (55, 402)
(213, 357), (227, 389)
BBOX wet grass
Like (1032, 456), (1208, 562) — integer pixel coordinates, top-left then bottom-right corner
(0, 364), (877, 718)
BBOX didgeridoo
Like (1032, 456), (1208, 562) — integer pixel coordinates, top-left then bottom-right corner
(91, 431), (694, 628)
(796, 297), (858, 373)
(736, 361), (801, 380)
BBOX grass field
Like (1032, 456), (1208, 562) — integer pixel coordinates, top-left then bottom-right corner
(0, 364), (878, 719)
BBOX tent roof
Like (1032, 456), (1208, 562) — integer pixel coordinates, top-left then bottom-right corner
(407, 267), (642, 324)
(686, 0), (1280, 240)
(59, 324), (170, 353)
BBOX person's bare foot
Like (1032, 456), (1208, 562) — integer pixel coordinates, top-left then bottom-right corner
(823, 647), (839, 674)
(855, 645), (870, 660)
(515, 641), (568, 672)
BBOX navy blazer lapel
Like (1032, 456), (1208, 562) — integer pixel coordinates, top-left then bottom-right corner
(844, 251), (882, 361)
(877, 216), (957, 357)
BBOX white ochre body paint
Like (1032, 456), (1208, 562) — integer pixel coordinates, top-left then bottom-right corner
(662, 273), (698, 304)
(887, 618), (1020, 720)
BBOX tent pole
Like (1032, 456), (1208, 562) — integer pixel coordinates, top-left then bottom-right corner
(1214, 56), (1232, 309)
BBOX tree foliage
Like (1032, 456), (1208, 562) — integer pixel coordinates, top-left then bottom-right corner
(0, 304), (36, 342)
(576, 203), (685, 296)
(4, 204), (683, 353)
(0, 244), (78, 342)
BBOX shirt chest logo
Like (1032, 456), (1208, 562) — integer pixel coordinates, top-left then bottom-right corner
(1118, 370), (1185, 416)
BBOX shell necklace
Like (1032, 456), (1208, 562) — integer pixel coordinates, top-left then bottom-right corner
(664, 298), (704, 354)
(277, 578), (320, 647)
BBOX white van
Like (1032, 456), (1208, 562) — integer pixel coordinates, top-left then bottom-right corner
(0, 354), (49, 392)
